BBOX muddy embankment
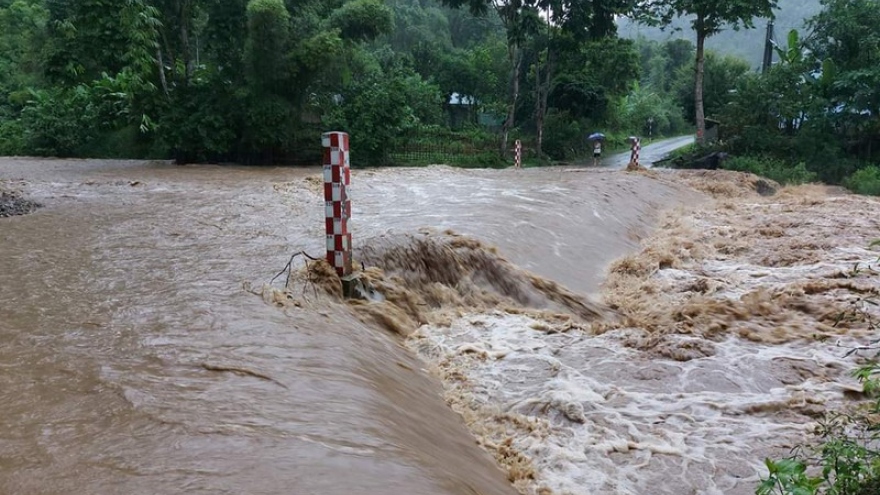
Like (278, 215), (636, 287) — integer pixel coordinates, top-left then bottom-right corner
(273, 168), (880, 495)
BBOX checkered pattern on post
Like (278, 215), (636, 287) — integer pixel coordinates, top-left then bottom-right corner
(322, 131), (352, 277)
(631, 137), (641, 166)
(515, 140), (522, 169)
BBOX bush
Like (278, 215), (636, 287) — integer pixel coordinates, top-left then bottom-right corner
(449, 151), (506, 168)
(665, 142), (699, 162)
(844, 166), (880, 196)
(613, 85), (688, 138)
(18, 87), (98, 157)
(77, 125), (155, 159)
(324, 66), (443, 165)
(154, 79), (240, 163)
(0, 118), (25, 155)
(723, 156), (818, 185)
(542, 111), (586, 161)
(654, 142), (725, 169)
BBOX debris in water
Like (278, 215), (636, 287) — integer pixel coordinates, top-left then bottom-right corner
(200, 363), (289, 389)
(0, 186), (40, 217)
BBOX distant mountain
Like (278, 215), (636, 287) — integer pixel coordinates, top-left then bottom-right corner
(617, 0), (823, 68)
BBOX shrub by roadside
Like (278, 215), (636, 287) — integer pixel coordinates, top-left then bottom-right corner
(843, 166), (880, 197)
(722, 156), (818, 186)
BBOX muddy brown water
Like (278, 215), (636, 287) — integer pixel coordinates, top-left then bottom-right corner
(0, 156), (697, 494)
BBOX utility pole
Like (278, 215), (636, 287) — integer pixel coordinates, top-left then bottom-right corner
(762, 20), (775, 74)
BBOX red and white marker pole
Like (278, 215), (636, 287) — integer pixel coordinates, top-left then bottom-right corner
(322, 131), (352, 277)
(515, 139), (522, 169)
(629, 136), (641, 168)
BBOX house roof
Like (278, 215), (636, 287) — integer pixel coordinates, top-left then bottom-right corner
(448, 92), (476, 105)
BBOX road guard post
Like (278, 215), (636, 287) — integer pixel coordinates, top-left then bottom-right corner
(628, 136), (641, 170)
(322, 131), (352, 277)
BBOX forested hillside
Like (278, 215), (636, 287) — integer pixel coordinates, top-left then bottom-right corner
(0, 0), (660, 165)
(618, 0), (822, 68)
(0, 0), (877, 190)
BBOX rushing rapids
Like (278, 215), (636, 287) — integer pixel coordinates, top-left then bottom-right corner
(1, 152), (876, 494)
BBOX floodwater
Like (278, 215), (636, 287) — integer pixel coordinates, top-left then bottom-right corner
(0, 150), (694, 495)
(2, 154), (872, 495)
(406, 174), (880, 494)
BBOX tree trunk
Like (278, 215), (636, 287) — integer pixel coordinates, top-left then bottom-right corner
(694, 26), (707, 146)
(534, 50), (553, 158)
(179, 0), (194, 84)
(500, 43), (521, 158)
(156, 47), (169, 96)
(160, 29), (177, 83)
(534, 61), (543, 157)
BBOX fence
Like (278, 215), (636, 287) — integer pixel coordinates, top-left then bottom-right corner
(386, 130), (499, 166)
(231, 127), (527, 167)
(388, 134), (497, 165)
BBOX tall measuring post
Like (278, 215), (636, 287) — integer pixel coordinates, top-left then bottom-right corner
(322, 131), (352, 277)
(515, 140), (523, 169)
(628, 136), (641, 170)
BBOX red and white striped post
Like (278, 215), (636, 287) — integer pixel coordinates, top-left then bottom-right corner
(628, 136), (641, 169)
(322, 131), (352, 277)
(515, 139), (523, 169)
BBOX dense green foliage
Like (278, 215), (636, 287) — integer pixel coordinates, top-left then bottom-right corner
(717, 0), (880, 193)
(723, 155), (817, 185)
(0, 0), (702, 165)
(1, 0), (873, 176)
(637, 0), (777, 145)
(845, 167), (880, 197)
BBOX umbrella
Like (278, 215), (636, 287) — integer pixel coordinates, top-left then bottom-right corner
(588, 132), (606, 141)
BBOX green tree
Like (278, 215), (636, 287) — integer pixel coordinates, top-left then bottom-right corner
(807, 0), (880, 162)
(639, 0), (778, 144)
(438, 0), (544, 157)
(615, 83), (687, 137)
(331, 0), (394, 42)
(719, 0), (880, 186)
(245, 0), (291, 91)
(0, 0), (656, 164)
(0, 0), (47, 93)
(636, 37), (694, 94)
(324, 65), (442, 164)
(0, 0), (48, 153)
(529, 0), (635, 156)
(549, 36), (640, 122)
(673, 50), (750, 124)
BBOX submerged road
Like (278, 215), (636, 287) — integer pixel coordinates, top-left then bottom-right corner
(571, 134), (695, 170)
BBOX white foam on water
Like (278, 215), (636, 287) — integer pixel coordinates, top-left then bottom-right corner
(409, 312), (864, 495)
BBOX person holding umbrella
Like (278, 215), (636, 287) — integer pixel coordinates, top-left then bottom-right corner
(589, 132), (605, 166)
